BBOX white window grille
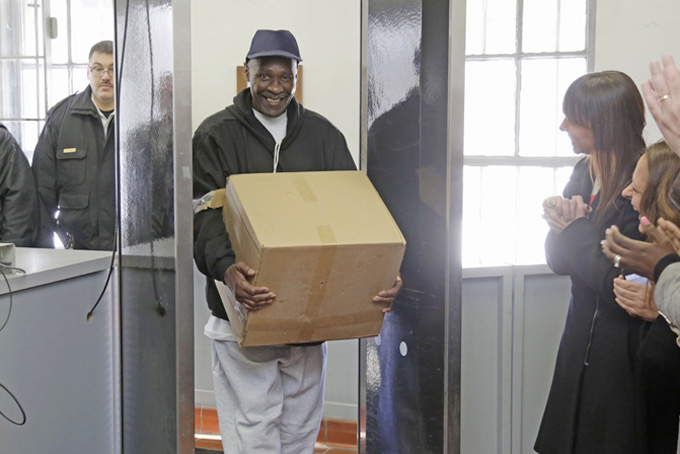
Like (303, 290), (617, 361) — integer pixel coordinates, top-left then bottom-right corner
(0, 0), (113, 160)
(463, 0), (594, 266)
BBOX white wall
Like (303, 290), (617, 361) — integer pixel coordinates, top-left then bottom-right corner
(594, 0), (680, 144)
(191, 0), (361, 164)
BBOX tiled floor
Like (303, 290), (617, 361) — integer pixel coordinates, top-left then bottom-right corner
(196, 445), (356, 454)
(196, 443), (356, 453)
(195, 406), (358, 453)
(313, 446), (357, 453)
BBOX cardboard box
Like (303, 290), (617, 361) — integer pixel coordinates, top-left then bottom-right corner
(216, 170), (405, 346)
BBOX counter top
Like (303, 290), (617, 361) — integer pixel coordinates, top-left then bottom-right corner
(0, 247), (115, 295)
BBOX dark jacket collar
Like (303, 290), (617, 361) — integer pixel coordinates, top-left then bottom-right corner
(70, 85), (103, 118)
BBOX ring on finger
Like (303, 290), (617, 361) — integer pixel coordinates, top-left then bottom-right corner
(614, 254), (622, 268)
(659, 93), (671, 102)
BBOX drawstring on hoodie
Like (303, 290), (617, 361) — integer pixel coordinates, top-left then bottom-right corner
(273, 141), (281, 173)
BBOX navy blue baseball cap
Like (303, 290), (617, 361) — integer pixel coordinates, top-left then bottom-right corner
(246, 29), (302, 63)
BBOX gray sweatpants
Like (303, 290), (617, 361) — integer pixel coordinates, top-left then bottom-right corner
(211, 339), (327, 454)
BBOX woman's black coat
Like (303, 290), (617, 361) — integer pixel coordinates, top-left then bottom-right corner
(535, 157), (645, 454)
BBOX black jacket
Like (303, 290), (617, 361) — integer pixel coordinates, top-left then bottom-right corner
(535, 157), (646, 454)
(0, 123), (39, 246)
(193, 89), (356, 320)
(31, 86), (115, 250)
(634, 316), (680, 454)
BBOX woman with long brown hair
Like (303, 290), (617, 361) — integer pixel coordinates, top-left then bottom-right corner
(537, 71), (646, 454)
(610, 141), (680, 454)
(615, 141), (680, 320)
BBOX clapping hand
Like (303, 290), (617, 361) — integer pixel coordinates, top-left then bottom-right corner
(602, 217), (676, 280)
(642, 54), (680, 154)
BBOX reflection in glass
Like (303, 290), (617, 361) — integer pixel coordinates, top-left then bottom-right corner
(464, 59), (516, 156)
(465, 0), (516, 55)
(519, 58), (587, 157)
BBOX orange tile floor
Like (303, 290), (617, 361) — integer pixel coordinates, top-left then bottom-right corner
(195, 406), (358, 453)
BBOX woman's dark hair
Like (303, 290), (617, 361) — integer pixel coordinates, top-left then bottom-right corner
(563, 71), (646, 224)
(641, 141), (680, 227)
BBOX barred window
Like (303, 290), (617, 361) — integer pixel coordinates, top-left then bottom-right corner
(463, 0), (594, 266)
(0, 0), (113, 160)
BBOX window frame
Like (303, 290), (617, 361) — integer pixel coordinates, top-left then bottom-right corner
(464, 0), (596, 165)
(0, 0), (48, 154)
(462, 0), (596, 266)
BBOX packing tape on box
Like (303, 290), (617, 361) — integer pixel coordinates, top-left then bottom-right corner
(290, 174), (318, 202)
(194, 174), (316, 213)
(315, 224), (336, 244)
(251, 310), (383, 332)
(297, 243), (337, 342)
(193, 188), (226, 213)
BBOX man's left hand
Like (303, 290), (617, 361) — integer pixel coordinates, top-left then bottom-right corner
(373, 275), (402, 313)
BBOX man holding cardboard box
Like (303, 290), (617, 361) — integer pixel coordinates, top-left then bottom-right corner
(193, 29), (402, 453)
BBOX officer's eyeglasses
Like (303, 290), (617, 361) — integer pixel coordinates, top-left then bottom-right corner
(89, 66), (114, 78)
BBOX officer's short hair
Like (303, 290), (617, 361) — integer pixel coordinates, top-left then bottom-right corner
(89, 40), (113, 59)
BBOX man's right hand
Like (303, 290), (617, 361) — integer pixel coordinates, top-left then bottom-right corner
(602, 219), (676, 280)
(224, 262), (275, 311)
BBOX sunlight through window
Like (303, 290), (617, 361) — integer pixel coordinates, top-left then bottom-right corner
(463, 0), (592, 266)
